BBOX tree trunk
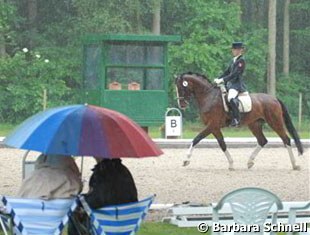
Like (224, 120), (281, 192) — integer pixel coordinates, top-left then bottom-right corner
(27, 0), (37, 49)
(283, 0), (290, 76)
(267, 0), (277, 96)
(0, 0), (6, 57)
(152, 0), (161, 35)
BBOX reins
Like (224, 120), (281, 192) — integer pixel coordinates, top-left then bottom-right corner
(203, 83), (217, 94)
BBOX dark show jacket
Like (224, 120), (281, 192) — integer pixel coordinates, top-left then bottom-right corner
(219, 55), (247, 92)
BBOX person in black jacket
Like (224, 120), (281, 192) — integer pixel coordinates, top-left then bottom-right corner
(68, 158), (138, 235)
(214, 42), (247, 127)
(84, 158), (138, 209)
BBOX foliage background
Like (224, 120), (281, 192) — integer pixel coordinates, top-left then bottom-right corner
(0, 0), (309, 123)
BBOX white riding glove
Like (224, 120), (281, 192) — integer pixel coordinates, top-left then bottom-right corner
(214, 78), (224, 84)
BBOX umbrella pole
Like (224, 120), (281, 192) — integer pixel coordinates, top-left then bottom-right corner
(80, 156), (84, 180)
(22, 150), (31, 180)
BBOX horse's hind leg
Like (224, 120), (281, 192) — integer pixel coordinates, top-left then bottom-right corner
(212, 129), (234, 171)
(247, 121), (268, 169)
(183, 127), (211, 167)
(265, 114), (300, 170)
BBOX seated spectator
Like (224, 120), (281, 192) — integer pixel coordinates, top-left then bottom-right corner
(18, 154), (82, 199)
(85, 158), (138, 208)
(68, 158), (137, 234)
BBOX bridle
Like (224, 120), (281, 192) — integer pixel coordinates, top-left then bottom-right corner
(175, 75), (217, 104)
(175, 77), (190, 104)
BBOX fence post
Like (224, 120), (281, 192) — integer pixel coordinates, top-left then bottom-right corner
(43, 88), (47, 110)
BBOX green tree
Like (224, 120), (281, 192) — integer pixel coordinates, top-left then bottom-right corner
(1, 0), (309, 123)
(0, 48), (69, 122)
(166, 0), (241, 120)
(0, 1), (16, 57)
(169, 0), (241, 76)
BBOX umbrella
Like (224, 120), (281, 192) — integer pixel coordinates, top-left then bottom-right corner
(4, 104), (163, 158)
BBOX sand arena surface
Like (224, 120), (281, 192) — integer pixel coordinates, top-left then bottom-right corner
(0, 147), (309, 205)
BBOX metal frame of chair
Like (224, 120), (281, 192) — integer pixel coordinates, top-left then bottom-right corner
(287, 201), (310, 235)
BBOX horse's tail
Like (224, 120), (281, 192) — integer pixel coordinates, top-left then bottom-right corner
(278, 98), (304, 155)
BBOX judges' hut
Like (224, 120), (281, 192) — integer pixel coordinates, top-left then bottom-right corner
(82, 34), (181, 130)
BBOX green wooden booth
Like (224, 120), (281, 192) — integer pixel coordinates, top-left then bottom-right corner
(83, 34), (181, 127)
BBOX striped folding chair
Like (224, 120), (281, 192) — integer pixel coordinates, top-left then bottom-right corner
(79, 195), (155, 235)
(0, 196), (77, 235)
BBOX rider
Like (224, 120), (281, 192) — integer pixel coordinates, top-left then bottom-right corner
(214, 42), (247, 127)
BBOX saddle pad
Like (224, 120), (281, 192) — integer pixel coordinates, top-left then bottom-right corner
(223, 92), (252, 113)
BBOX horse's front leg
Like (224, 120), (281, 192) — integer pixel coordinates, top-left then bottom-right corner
(183, 127), (211, 166)
(212, 129), (234, 171)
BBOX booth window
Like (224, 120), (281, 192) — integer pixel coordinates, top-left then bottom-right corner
(106, 43), (164, 90)
(84, 45), (101, 89)
(145, 69), (163, 90)
(107, 68), (143, 90)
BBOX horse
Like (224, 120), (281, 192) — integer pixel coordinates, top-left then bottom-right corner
(175, 72), (304, 170)
(68, 159), (138, 235)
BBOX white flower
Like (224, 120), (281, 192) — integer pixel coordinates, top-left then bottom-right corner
(35, 54), (41, 58)
(22, 48), (28, 53)
(44, 59), (49, 63)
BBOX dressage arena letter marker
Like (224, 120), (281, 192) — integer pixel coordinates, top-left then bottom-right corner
(165, 116), (182, 137)
(171, 119), (177, 128)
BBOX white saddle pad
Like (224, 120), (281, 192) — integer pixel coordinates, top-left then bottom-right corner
(223, 92), (252, 113)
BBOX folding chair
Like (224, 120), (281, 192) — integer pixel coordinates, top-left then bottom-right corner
(79, 195), (155, 235)
(212, 187), (283, 235)
(0, 196), (77, 235)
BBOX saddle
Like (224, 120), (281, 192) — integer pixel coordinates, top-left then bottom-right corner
(219, 84), (252, 113)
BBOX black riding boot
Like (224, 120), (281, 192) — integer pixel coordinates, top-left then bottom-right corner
(229, 98), (240, 127)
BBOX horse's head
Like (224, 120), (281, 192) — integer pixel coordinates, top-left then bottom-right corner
(175, 73), (194, 109)
(175, 72), (213, 110)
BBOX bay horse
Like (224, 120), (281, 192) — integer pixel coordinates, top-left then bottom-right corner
(175, 72), (303, 170)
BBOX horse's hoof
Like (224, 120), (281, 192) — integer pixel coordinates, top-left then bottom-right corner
(247, 161), (254, 169)
(183, 160), (190, 167)
(293, 165), (301, 171)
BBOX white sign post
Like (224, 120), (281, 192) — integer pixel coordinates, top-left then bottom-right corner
(165, 108), (182, 138)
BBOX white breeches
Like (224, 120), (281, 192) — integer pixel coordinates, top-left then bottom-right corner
(227, 89), (238, 102)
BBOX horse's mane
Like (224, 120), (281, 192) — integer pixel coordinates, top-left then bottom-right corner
(180, 71), (212, 84)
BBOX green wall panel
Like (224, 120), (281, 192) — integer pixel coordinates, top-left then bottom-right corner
(103, 90), (167, 126)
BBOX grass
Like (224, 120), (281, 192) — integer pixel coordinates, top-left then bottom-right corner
(0, 123), (15, 137)
(137, 222), (205, 235)
(149, 120), (310, 139)
(1, 120), (309, 139)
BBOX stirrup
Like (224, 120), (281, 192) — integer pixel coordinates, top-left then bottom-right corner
(230, 119), (240, 127)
